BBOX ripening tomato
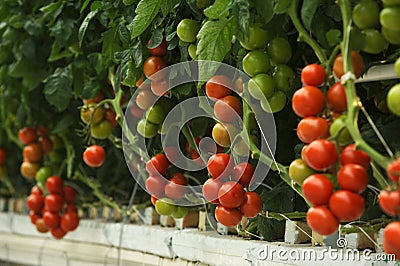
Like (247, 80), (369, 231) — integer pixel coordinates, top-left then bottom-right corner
(83, 91), (105, 105)
(23, 143), (42, 163)
(296, 117), (329, 144)
(145, 175), (167, 198)
(302, 174), (333, 206)
(288, 159), (315, 185)
(327, 82), (347, 113)
(60, 212), (79, 232)
(207, 153), (234, 179)
(387, 158), (400, 182)
(339, 144), (370, 169)
(382, 222), (400, 260)
(148, 37), (167, 57)
(46, 176), (64, 194)
(45, 194), (64, 212)
(231, 163), (254, 188)
(136, 89), (157, 110)
(329, 190), (365, 222)
(301, 64), (326, 87)
(83, 145), (106, 168)
(306, 206), (339, 236)
(51, 227), (67, 239)
(337, 164), (368, 193)
(206, 75), (233, 100)
(215, 205), (242, 227)
(212, 122), (238, 148)
(26, 194), (44, 213)
(90, 120), (113, 140)
(378, 190), (400, 216)
(213, 95), (243, 122)
(143, 56), (167, 79)
(218, 181), (245, 208)
(20, 161), (39, 179)
(43, 211), (60, 229)
(333, 51), (365, 79)
(146, 154), (170, 175)
(36, 126), (49, 136)
(202, 178), (223, 204)
(292, 86), (325, 118)
(18, 127), (37, 145)
(164, 173), (187, 200)
(38, 136), (53, 154)
(239, 191), (262, 218)
(303, 139), (338, 171)
(80, 104), (104, 124)
(151, 78), (169, 96)
(104, 108), (118, 127)
(35, 218), (49, 233)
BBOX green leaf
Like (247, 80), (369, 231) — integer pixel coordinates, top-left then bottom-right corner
(274, 0), (291, 14)
(43, 67), (73, 112)
(48, 41), (73, 62)
(81, 78), (100, 99)
(40, 1), (65, 26)
(122, 62), (142, 87)
(101, 28), (122, 64)
(131, 40), (143, 67)
(123, 0), (140, 5)
(326, 29), (341, 47)
(51, 18), (75, 46)
(148, 28), (164, 48)
(204, 0), (229, 19)
(160, 0), (181, 17)
(130, 0), (161, 39)
(233, 0), (250, 35)
(253, 0), (274, 24)
(118, 20), (130, 45)
(78, 10), (98, 47)
(51, 114), (75, 134)
(301, 0), (324, 30)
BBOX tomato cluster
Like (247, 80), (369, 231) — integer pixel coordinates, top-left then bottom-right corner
(26, 176), (79, 239)
(202, 153), (262, 227)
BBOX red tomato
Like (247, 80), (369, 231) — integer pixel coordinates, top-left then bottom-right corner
(302, 174), (333, 205)
(0, 148), (6, 165)
(339, 144), (371, 169)
(165, 173), (187, 200)
(38, 136), (53, 154)
(83, 145), (106, 168)
(29, 211), (40, 225)
(60, 212), (79, 232)
(143, 56), (167, 79)
(292, 86), (325, 118)
(23, 143), (42, 163)
(301, 64), (326, 86)
(306, 206), (339, 236)
(213, 96), (243, 122)
(296, 117), (329, 144)
(145, 154), (170, 175)
(303, 139), (338, 171)
(51, 227), (67, 239)
(35, 218), (49, 233)
(202, 178), (223, 204)
(148, 38), (167, 57)
(43, 211), (60, 229)
(215, 205), (242, 227)
(45, 194), (64, 212)
(333, 51), (364, 79)
(387, 158), (400, 182)
(63, 186), (76, 203)
(151, 78), (169, 96)
(239, 191), (262, 218)
(329, 190), (365, 222)
(337, 164), (368, 193)
(151, 194), (159, 206)
(36, 126), (50, 136)
(30, 186), (43, 196)
(65, 203), (78, 213)
(164, 146), (180, 165)
(136, 89), (156, 110)
(206, 75), (233, 100)
(231, 162), (255, 188)
(379, 190), (400, 216)
(26, 194), (44, 213)
(383, 222), (400, 260)
(327, 82), (347, 113)
(145, 175), (167, 198)
(217, 181), (245, 208)
(83, 91), (105, 105)
(207, 153), (234, 179)
(130, 103), (145, 118)
(46, 176), (64, 194)
(18, 127), (37, 145)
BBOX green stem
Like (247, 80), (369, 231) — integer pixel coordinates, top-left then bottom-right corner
(264, 211), (307, 221)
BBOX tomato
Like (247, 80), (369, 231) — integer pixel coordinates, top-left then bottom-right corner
(207, 153), (234, 179)
(380, 7), (400, 31)
(35, 218), (49, 233)
(83, 91), (105, 105)
(63, 186), (76, 203)
(329, 115), (352, 146)
(206, 75), (233, 100)
(303, 139), (338, 171)
(20, 161), (39, 179)
(218, 181), (245, 208)
(292, 86), (325, 118)
(248, 73), (275, 100)
(337, 164), (368, 193)
(51, 227), (67, 239)
(60, 212), (79, 232)
(38, 136), (53, 154)
(327, 82), (347, 113)
(146, 154), (170, 175)
(18, 127), (37, 145)
(35, 166), (52, 184)
(155, 198), (177, 216)
(379, 190), (400, 216)
(151, 78), (170, 97)
(352, 0), (379, 29)
(339, 144), (371, 169)
(130, 103), (145, 119)
(171, 206), (189, 219)
(395, 57), (400, 78)
(26, 194), (44, 212)
(302, 174), (333, 206)
(177, 19), (200, 43)
(383, 222), (400, 260)
(46, 176), (64, 194)
(146, 104), (167, 126)
(214, 95), (242, 122)
(165, 173), (187, 200)
(0, 148), (6, 165)
(29, 211), (40, 225)
(387, 83), (400, 116)
(215, 205), (242, 227)
(296, 117), (329, 144)
(239, 23), (269, 50)
(136, 89), (157, 110)
(45, 194), (64, 212)
(387, 158), (400, 182)
(301, 64), (326, 87)
(382, 26), (400, 45)
(202, 178), (223, 204)
(31, 186), (43, 196)
(65, 203), (77, 213)
(188, 44), (197, 60)
(239, 191), (262, 218)
(232, 163), (254, 188)
(143, 56), (167, 79)
(36, 126), (49, 136)
(362, 29), (388, 54)
(329, 190), (365, 222)
(349, 27), (366, 51)
(23, 143), (42, 163)
(137, 119), (158, 138)
(148, 37), (167, 57)
(272, 64), (295, 92)
(104, 108), (118, 127)
(383, 0), (400, 5)
(333, 51), (365, 79)
(80, 104), (104, 124)
(267, 38), (292, 64)
(261, 91), (287, 113)
(150, 194), (158, 206)
(90, 120), (113, 140)
(43, 211), (60, 229)
(306, 206), (339, 236)
(242, 50), (271, 77)
(83, 145), (105, 168)
(288, 159), (315, 185)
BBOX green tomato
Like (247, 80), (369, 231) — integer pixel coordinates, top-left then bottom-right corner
(90, 120), (113, 140)
(248, 73), (275, 100)
(35, 166), (52, 184)
(382, 0), (400, 5)
(171, 206), (189, 219)
(381, 27), (400, 45)
(361, 29), (388, 54)
(146, 104), (166, 125)
(155, 198), (177, 216)
(329, 115), (353, 146)
(242, 50), (271, 77)
(387, 83), (400, 116)
(273, 65), (295, 92)
(137, 119), (158, 138)
(261, 91), (287, 113)
(380, 7), (400, 31)
(177, 19), (200, 43)
(394, 58), (400, 78)
(352, 0), (380, 29)
(267, 38), (292, 64)
(288, 159), (315, 185)
(349, 27), (366, 51)
(239, 24), (269, 50)
(188, 44), (197, 60)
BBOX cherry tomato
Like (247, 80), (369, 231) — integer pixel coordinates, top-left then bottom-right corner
(46, 176), (64, 194)
(378, 190), (400, 216)
(267, 37), (292, 64)
(20, 161), (39, 179)
(188, 44), (197, 60)
(248, 73), (275, 100)
(51, 227), (67, 239)
(146, 102), (167, 125)
(171, 206), (189, 219)
(381, 26), (400, 45)
(150, 78), (169, 96)
(387, 84), (400, 116)
(207, 153), (234, 179)
(327, 82), (347, 113)
(23, 143), (42, 163)
(45, 194), (64, 212)
(215, 205), (242, 227)
(30, 186), (43, 196)
(231, 163), (254, 188)
(35, 218), (49, 233)
(36, 125), (50, 136)
(383, 221), (400, 260)
(18, 127), (37, 145)
(337, 164), (368, 193)
(352, 0), (379, 29)
(206, 75), (233, 100)
(38, 136), (53, 154)
(26, 194), (44, 213)
(387, 158), (400, 182)
(292, 86), (325, 118)
(150, 194), (158, 206)
(329, 115), (352, 146)
(137, 119), (158, 138)
(0, 148), (6, 165)
(303, 139), (338, 171)
(218, 181), (245, 208)
(104, 108), (118, 127)
(146, 154), (170, 175)
(239, 23), (269, 50)
(165, 173), (187, 200)
(273, 65), (294, 92)
(83, 145), (105, 168)
(288, 159), (315, 185)
(136, 89), (157, 110)
(35, 166), (52, 184)
(340, 144), (370, 169)
(333, 51), (364, 79)
(83, 91), (105, 105)
(302, 174), (333, 206)
(60, 212), (79, 232)
(301, 64), (326, 87)
(380, 7), (400, 31)
(145, 175), (167, 198)
(395, 58), (400, 78)
(296, 117), (329, 144)
(148, 37), (167, 57)
(29, 211), (40, 225)
(63, 186), (76, 203)
(177, 19), (200, 43)
(362, 29), (388, 54)
(329, 190), (365, 222)
(155, 198), (177, 216)
(212, 122), (238, 148)
(143, 56), (167, 79)
(43, 211), (60, 229)
(306, 206), (339, 236)
(262, 91), (287, 113)
(242, 50), (271, 77)
(130, 103), (145, 119)
(90, 120), (113, 140)
(80, 104), (104, 124)
(202, 178), (223, 204)
(239, 191), (262, 218)
(214, 95), (242, 122)
(65, 203), (77, 213)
